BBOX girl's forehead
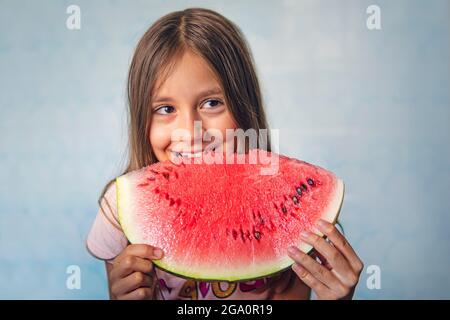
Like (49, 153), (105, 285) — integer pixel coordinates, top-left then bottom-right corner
(153, 50), (222, 97)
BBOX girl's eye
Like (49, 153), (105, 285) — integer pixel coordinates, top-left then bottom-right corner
(154, 105), (175, 115)
(202, 99), (223, 110)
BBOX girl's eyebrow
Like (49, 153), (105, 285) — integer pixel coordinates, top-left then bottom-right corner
(152, 87), (223, 104)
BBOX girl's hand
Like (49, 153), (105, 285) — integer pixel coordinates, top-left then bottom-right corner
(287, 219), (364, 300)
(108, 244), (164, 300)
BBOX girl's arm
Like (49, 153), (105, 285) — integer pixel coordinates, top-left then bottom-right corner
(105, 262), (116, 299)
(267, 269), (311, 300)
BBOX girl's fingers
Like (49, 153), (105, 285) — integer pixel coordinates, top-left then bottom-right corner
(117, 244), (164, 263)
(299, 231), (356, 287)
(111, 255), (153, 280)
(311, 250), (332, 270)
(315, 220), (364, 275)
(119, 287), (154, 300)
(272, 269), (294, 294)
(287, 246), (346, 295)
(291, 263), (330, 298)
(111, 271), (154, 297)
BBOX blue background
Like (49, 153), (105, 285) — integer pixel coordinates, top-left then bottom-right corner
(0, 0), (449, 299)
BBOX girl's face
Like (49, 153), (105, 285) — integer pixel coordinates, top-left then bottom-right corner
(149, 50), (237, 163)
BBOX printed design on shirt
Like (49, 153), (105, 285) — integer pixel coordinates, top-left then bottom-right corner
(183, 279), (268, 299)
(211, 281), (237, 298)
(159, 275), (270, 299)
(199, 281), (211, 298)
(238, 278), (266, 292)
(179, 279), (198, 300)
(158, 278), (173, 294)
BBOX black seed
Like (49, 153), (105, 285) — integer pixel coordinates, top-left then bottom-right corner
(301, 183), (308, 191)
(307, 178), (315, 186)
(137, 182), (149, 187)
(292, 196), (298, 204)
(281, 205), (287, 214)
(240, 229), (245, 242)
(296, 187), (302, 196)
(254, 231), (261, 240)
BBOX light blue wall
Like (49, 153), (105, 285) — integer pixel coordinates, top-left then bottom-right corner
(0, 0), (449, 299)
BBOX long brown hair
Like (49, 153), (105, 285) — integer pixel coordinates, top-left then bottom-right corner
(99, 7), (271, 208)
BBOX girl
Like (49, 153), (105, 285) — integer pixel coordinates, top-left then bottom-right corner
(87, 8), (363, 300)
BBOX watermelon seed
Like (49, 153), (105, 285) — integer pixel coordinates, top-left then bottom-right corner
(232, 229), (238, 240)
(137, 182), (149, 187)
(301, 183), (308, 191)
(240, 227), (245, 242)
(281, 205), (287, 214)
(307, 178), (315, 186)
(296, 187), (302, 196)
(290, 212), (300, 220)
(292, 196), (299, 204)
(162, 172), (170, 180)
(254, 231), (261, 240)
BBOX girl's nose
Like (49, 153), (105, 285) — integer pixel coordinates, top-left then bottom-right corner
(174, 109), (204, 146)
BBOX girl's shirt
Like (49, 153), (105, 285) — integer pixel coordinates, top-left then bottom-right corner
(87, 182), (276, 300)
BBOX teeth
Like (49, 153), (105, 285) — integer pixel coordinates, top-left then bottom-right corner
(172, 151), (202, 158)
(171, 146), (218, 159)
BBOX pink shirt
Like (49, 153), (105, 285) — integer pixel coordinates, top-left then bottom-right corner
(87, 182), (283, 300)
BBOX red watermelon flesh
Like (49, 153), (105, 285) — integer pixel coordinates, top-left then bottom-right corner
(117, 149), (344, 281)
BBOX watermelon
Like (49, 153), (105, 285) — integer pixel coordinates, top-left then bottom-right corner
(117, 149), (344, 282)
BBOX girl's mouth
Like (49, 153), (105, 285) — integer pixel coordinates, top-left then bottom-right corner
(171, 151), (203, 158)
(169, 145), (219, 159)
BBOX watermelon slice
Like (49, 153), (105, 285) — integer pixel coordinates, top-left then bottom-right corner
(117, 149), (344, 282)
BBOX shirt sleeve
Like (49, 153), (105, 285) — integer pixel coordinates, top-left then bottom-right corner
(86, 182), (129, 262)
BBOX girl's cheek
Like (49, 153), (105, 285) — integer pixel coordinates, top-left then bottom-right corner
(149, 121), (172, 161)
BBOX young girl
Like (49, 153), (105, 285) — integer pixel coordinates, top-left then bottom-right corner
(87, 8), (363, 300)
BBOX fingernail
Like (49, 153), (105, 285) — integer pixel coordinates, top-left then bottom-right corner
(287, 246), (298, 256)
(154, 249), (163, 258)
(315, 219), (327, 228)
(300, 231), (311, 239)
(292, 263), (303, 272)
